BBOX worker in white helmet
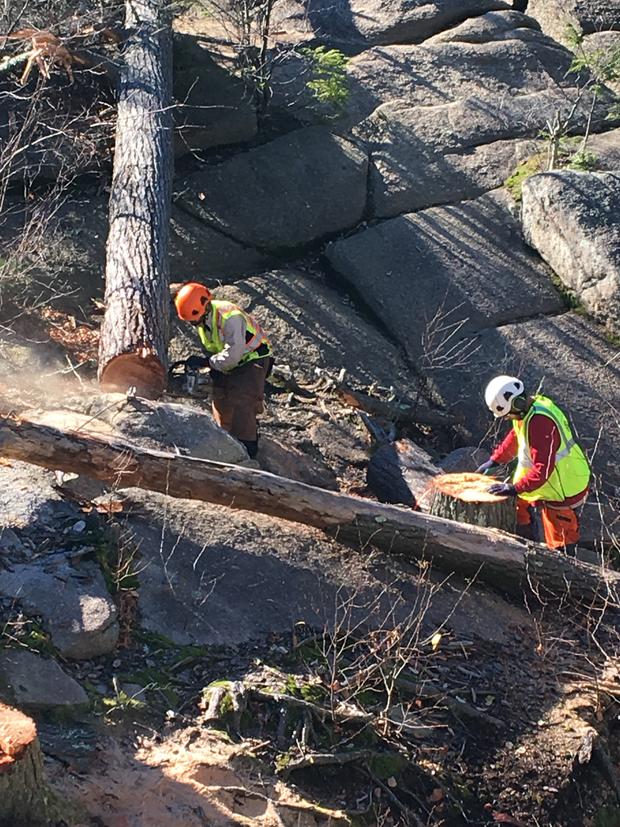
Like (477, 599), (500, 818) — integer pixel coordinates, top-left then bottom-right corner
(476, 376), (590, 552)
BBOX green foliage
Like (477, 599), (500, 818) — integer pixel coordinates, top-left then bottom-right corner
(275, 751), (293, 772)
(1, 613), (56, 656)
(568, 149), (599, 171)
(92, 527), (141, 595)
(284, 674), (298, 695)
(102, 689), (146, 716)
(548, 271), (584, 312)
(504, 155), (545, 202)
(566, 22), (620, 85)
(564, 22), (584, 50)
(301, 46), (350, 111)
(505, 141), (601, 201)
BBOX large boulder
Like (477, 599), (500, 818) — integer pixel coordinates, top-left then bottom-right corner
(0, 461), (79, 534)
(427, 8), (540, 41)
(42, 398), (250, 464)
(0, 650), (88, 713)
(356, 98), (539, 216)
(169, 206), (269, 281)
(0, 560), (119, 660)
(521, 170), (620, 333)
(587, 127), (620, 167)
(172, 34), (257, 154)
(526, 0), (620, 43)
(178, 127), (368, 250)
(351, 8), (616, 217)
(326, 189), (563, 365)
(256, 436), (339, 490)
(271, 0), (508, 48)
(270, 13), (607, 129)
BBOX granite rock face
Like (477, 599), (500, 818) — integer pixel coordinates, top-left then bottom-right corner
(522, 170), (620, 333)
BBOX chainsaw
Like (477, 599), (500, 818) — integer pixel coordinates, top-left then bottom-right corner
(167, 359), (211, 398)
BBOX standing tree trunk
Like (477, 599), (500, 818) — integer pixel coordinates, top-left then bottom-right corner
(0, 703), (50, 826)
(98, 0), (173, 398)
(430, 473), (516, 533)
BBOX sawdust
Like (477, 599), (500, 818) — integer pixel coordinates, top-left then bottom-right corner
(48, 727), (349, 827)
(432, 472), (507, 503)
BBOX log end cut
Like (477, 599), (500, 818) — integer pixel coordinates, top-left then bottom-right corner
(0, 702), (37, 770)
(430, 472), (516, 532)
(432, 472), (508, 504)
(99, 352), (166, 399)
(0, 701), (54, 825)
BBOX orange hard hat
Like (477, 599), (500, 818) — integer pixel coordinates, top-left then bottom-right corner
(174, 282), (212, 321)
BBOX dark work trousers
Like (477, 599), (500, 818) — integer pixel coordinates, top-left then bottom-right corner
(211, 357), (271, 444)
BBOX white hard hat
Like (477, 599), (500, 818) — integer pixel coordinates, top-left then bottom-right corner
(484, 375), (524, 418)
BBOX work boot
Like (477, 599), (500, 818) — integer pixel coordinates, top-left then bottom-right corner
(240, 439), (258, 459)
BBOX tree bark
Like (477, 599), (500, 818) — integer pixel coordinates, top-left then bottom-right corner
(0, 703), (49, 826)
(98, 0), (173, 398)
(0, 414), (618, 605)
(430, 473), (516, 533)
(367, 439), (439, 509)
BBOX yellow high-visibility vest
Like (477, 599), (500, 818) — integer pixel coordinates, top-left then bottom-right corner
(197, 300), (272, 369)
(512, 395), (590, 502)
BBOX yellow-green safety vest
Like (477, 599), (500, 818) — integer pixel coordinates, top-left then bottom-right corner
(197, 300), (272, 370)
(512, 395), (590, 503)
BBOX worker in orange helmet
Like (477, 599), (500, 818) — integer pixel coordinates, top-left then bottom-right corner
(173, 282), (273, 459)
(476, 375), (590, 552)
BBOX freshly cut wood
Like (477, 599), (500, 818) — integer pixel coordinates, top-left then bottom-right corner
(98, 0), (173, 398)
(430, 473), (516, 533)
(0, 703), (49, 826)
(367, 439), (439, 509)
(0, 413), (618, 605)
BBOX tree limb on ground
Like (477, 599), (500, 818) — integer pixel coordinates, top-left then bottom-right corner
(332, 383), (462, 428)
(0, 51), (29, 76)
(0, 413), (618, 606)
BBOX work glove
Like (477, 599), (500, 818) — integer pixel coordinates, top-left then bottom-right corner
(488, 482), (517, 497)
(476, 459), (499, 475)
(185, 355), (211, 371)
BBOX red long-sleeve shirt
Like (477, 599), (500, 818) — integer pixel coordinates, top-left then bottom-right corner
(490, 415), (587, 505)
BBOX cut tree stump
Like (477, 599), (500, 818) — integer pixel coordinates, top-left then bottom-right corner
(430, 473), (516, 533)
(0, 703), (50, 826)
(98, 0), (173, 398)
(0, 412), (618, 606)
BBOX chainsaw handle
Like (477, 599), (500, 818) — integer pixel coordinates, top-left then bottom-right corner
(168, 360), (189, 375)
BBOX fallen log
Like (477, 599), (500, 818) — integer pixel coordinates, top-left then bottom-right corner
(333, 384), (462, 428)
(0, 413), (618, 605)
(430, 473), (516, 533)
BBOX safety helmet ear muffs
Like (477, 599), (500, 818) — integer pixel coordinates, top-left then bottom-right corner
(484, 375), (525, 418)
(174, 282), (212, 321)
